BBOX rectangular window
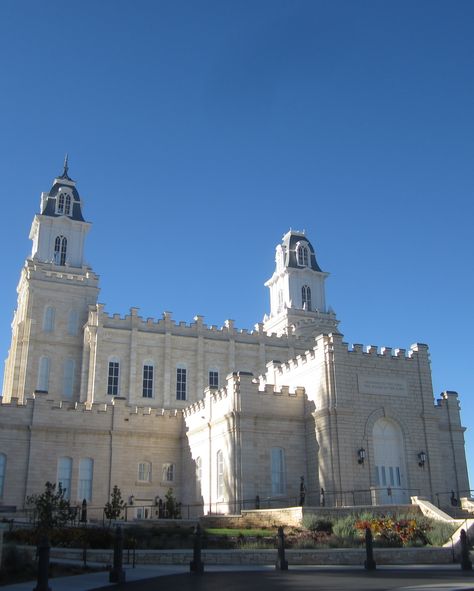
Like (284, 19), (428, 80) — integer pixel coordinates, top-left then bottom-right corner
(176, 367), (186, 400)
(217, 451), (224, 499)
(43, 307), (55, 332)
(271, 447), (286, 496)
(138, 462), (151, 482)
(68, 310), (79, 336)
(63, 359), (75, 398)
(78, 458), (93, 502)
(396, 467), (401, 486)
(389, 467), (395, 486)
(37, 356), (50, 392)
(381, 466), (387, 486)
(375, 466), (380, 486)
(142, 365), (154, 398)
(209, 370), (219, 389)
(57, 457), (72, 500)
(163, 463), (174, 482)
(107, 361), (119, 395)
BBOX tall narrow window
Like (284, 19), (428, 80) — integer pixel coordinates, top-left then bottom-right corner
(57, 457), (72, 500)
(37, 356), (50, 391)
(68, 310), (79, 336)
(43, 306), (55, 332)
(271, 447), (286, 496)
(296, 244), (309, 267)
(57, 193), (65, 214)
(209, 369), (219, 389)
(176, 366), (187, 400)
(162, 463), (174, 482)
(277, 289), (284, 313)
(78, 458), (93, 502)
(63, 358), (75, 398)
(217, 450), (224, 499)
(142, 364), (154, 398)
(54, 235), (67, 265)
(0, 454), (6, 498)
(195, 456), (202, 497)
(107, 359), (120, 395)
(302, 285), (312, 311)
(64, 194), (72, 216)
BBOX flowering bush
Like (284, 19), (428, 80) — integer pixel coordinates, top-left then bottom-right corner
(355, 517), (430, 547)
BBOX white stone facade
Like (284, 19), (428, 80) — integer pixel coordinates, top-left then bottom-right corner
(0, 168), (469, 515)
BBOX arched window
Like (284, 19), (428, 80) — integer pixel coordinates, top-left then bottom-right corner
(142, 362), (154, 398)
(373, 418), (407, 504)
(195, 456), (202, 497)
(162, 463), (174, 483)
(138, 461), (151, 482)
(57, 193), (65, 214)
(54, 235), (67, 266)
(57, 457), (72, 500)
(271, 447), (286, 496)
(78, 458), (93, 502)
(0, 454), (6, 498)
(43, 306), (55, 332)
(68, 310), (79, 336)
(107, 358), (120, 395)
(296, 244), (309, 267)
(63, 358), (75, 398)
(302, 285), (312, 311)
(216, 450), (224, 499)
(64, 194), (72, 216)
(37, 356), (50, 391)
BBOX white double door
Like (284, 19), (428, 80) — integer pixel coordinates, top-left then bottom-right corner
(373, 418), (408, 505)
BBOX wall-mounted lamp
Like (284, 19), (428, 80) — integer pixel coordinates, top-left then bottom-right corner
(128, 494), (135, 506)
(357, 448), (366, 465)
(418, 451), (427, 468)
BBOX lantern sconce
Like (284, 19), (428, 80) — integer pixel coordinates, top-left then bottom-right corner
(418, 451), (427, 468)
(357, 448), (366, 465)
(128, 494), (135, 506)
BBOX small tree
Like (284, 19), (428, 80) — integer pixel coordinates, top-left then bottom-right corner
(165, 488), (179, 518)
(104, 485), (125, 524)
(26, 481), (71, 534)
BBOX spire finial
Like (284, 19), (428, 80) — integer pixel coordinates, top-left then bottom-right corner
(59, 153), (71, 180)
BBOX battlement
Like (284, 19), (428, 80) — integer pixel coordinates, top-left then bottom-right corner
(91, 306), (314, 346)
(345, 340), (428, 360)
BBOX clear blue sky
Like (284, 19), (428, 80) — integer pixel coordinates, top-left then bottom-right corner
(1, 1), (473, 486)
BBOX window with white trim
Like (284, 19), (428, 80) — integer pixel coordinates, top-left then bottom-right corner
(54, 235), (67, 266)
(296, 244), (309, 267)
(43, 306), (55, 332)
(142, 363), (154, 398)
(57, 457), (72, 500)
(176, 366), (186, 401)
(162, 463), (174, 483)
(68, 309), (79, 336)
(107, 359), (120, 395)
(0, 454), (6, 498)
(301, 285), (312, 311)
(217, 450), (224, 499)
(37, 356), (50, 391)
(271, 447), (286, 496)
(209, 369), (219, 389)
(78, 457), (93, 502)
(138, 461), (151, 482)
(63, 358), (75, 398)
(64, 194), (72, 216)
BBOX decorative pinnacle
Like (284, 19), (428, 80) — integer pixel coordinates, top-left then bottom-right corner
(59, 153), (71, 180)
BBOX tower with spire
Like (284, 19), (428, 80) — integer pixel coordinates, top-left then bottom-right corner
(2, 160), (99, 403)
(263, 230), (339, 337)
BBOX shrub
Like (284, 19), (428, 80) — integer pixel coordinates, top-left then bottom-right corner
(332, 515), (357, 540)
(426, 521), (458, 547)
(1, 544), (36, 577)
(302, 516), (333, 534)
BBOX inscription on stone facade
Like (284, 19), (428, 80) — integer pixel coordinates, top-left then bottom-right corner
(358, 374), (408, 396)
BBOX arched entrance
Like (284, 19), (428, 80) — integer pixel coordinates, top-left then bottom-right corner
(372, 418), (408, 504)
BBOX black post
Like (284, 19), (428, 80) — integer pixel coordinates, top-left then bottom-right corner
(364, 527), (376, 570)
(320, 487), (325, 507)
(460, 529), (472, 570)
(190, 524), (204, 574)
(33, 535), (51, 591)
(80, 499), (87, 523)
(109, 525), (126, 583)
(275, 526), (288, 570)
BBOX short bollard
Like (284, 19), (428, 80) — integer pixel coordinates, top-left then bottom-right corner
(80, 499), (87, 523)
(109, 526), (126, 583)
(275, 526), (288, 570)
(364, 527), (376, 571)
(190, 524), (204, 574)
(460, 529), (472, 571)
(33, 535), (51, 591)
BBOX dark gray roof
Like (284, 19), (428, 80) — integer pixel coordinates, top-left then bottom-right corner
(282, 232), (322, 272)
(40, 178), (85, 222)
